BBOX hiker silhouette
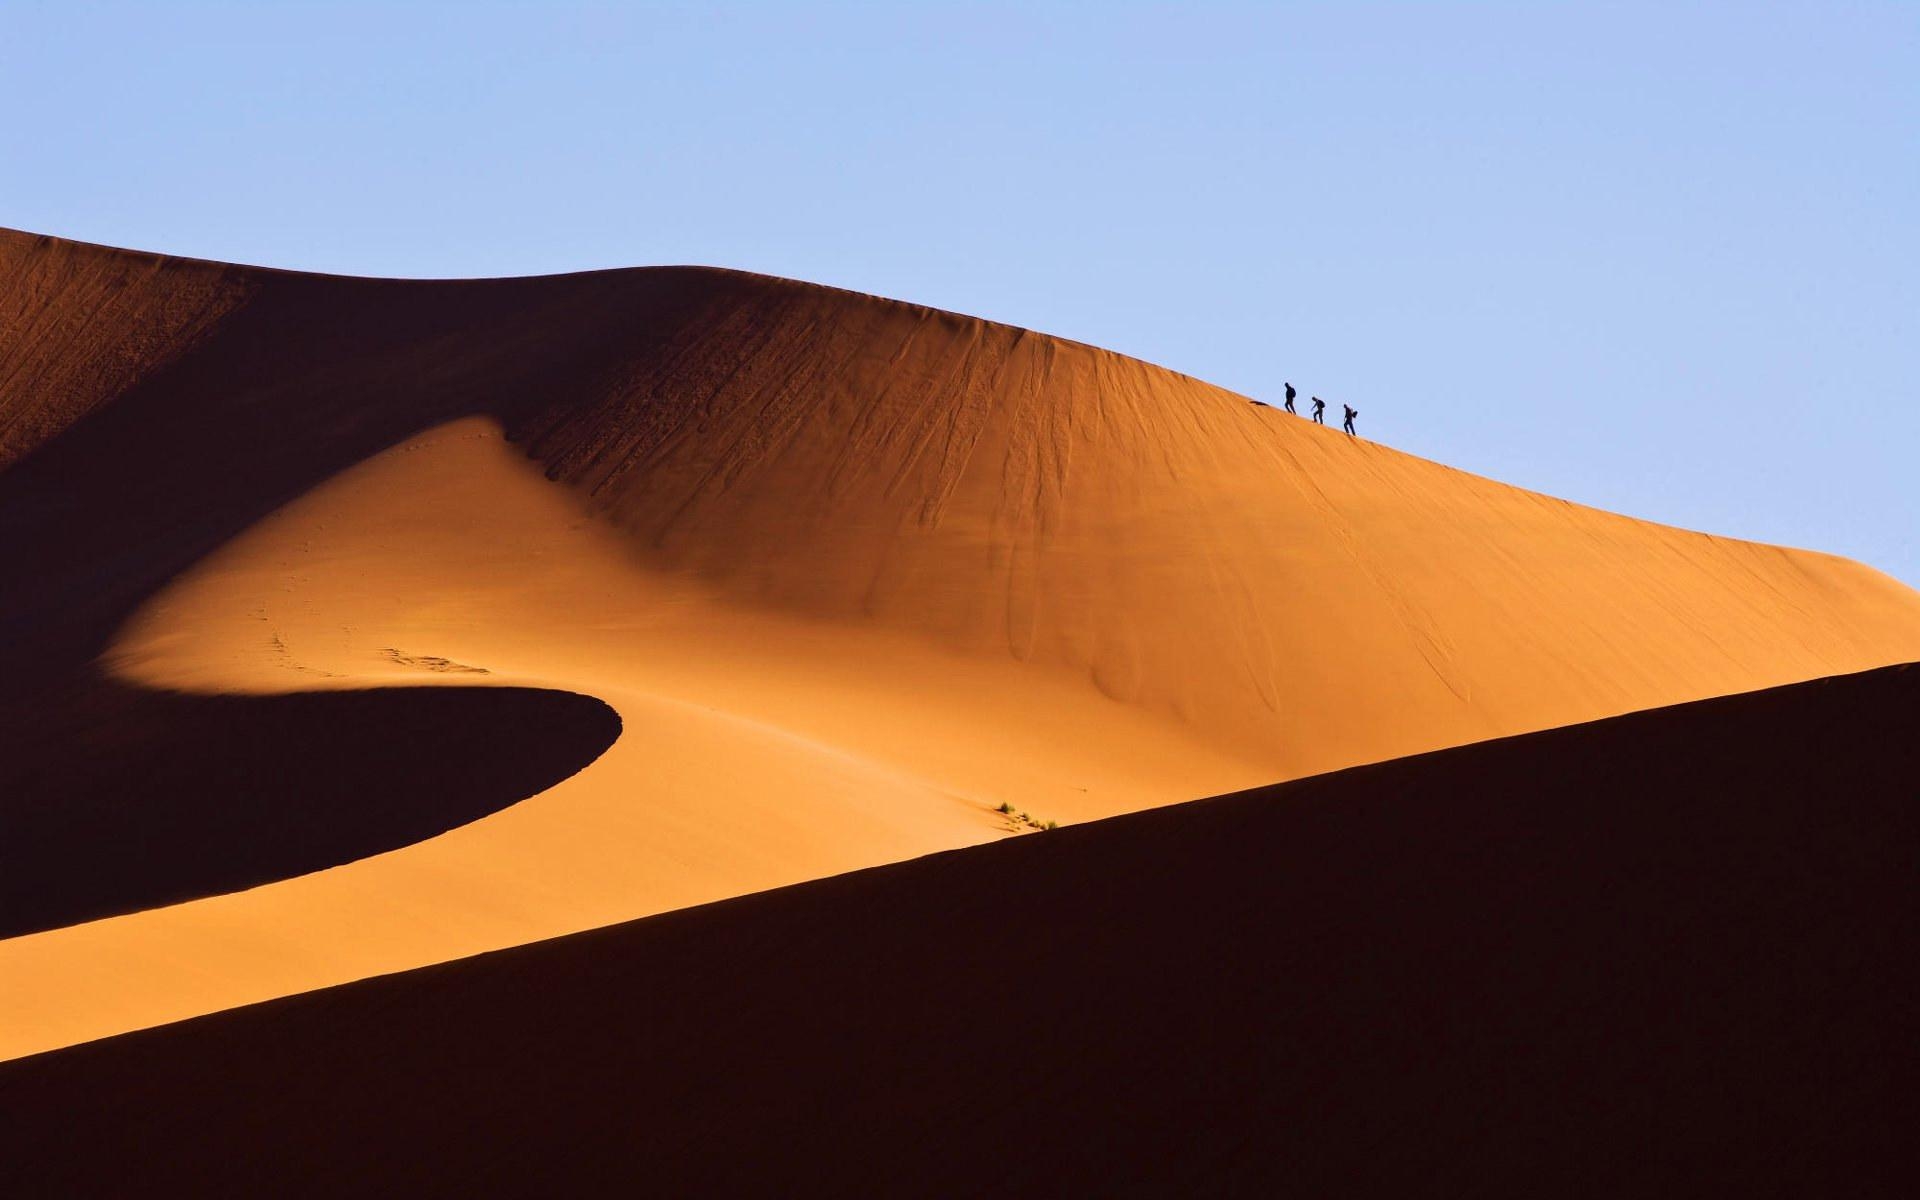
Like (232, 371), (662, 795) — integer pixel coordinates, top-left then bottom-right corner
(1310, 397), (1325, 424)
(1283, 383), (1296, 414)
(1342, 405), (1357, 436)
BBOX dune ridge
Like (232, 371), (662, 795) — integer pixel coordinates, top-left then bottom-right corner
(9, 227), (1916, 759)
(4, 226), (1920, 1059)
(0, 682), (620, 938)
(5, 663), (1914, 1195)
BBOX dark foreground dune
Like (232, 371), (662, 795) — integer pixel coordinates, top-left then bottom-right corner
(0, 679), (620, 937)
(5, 663), (1914, 1196)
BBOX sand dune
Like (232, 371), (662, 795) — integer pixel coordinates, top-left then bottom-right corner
(5, 663), (1913, 1194)
(4, 226), (1920, 1060)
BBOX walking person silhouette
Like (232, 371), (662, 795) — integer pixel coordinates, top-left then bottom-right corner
(1283, 382), (1297, 414)
(1310, 396), (1325, 424)
(1342, 404), (1358, 436)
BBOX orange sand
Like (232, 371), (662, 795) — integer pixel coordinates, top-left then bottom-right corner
(4, 227), (1919, 1060)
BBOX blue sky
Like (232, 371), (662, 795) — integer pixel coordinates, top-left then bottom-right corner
(4, 2), (1914, 582)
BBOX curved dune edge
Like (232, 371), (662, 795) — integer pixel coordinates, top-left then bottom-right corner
(0, 419), (1262, 1061)
(5, 663), (1913, 1193)
(4, 228), (1920, 1060)
(0, 679), (622, 938)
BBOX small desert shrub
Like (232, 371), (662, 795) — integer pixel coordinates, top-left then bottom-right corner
(995, 802), (1057, 832)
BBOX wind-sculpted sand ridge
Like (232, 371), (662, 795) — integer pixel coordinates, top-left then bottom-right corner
(3, 226), (1920, 1058)
(511, 269), (1920, 760)
(0, 679), (620, 938)
(4, 663), (1913, 1195)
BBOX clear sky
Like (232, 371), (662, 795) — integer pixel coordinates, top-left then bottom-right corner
(4, 2), (1914, 583)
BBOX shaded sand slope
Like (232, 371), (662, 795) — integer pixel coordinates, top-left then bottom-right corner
(0, 683), (620, 938)
(5, 663), (1915, 1196)
(5, 227), (1920, 1059)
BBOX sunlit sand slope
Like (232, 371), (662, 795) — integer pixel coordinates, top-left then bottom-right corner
(1, 418), (1246, 1060)
(5, 664), (1913, 1195)
(3, 227), (1919, 1059)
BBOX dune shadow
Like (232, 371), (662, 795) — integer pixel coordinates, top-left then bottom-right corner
(4, 663), (1914, 1191)
(3, 664), (1920, 1190)
(0, 677), (621, 938)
